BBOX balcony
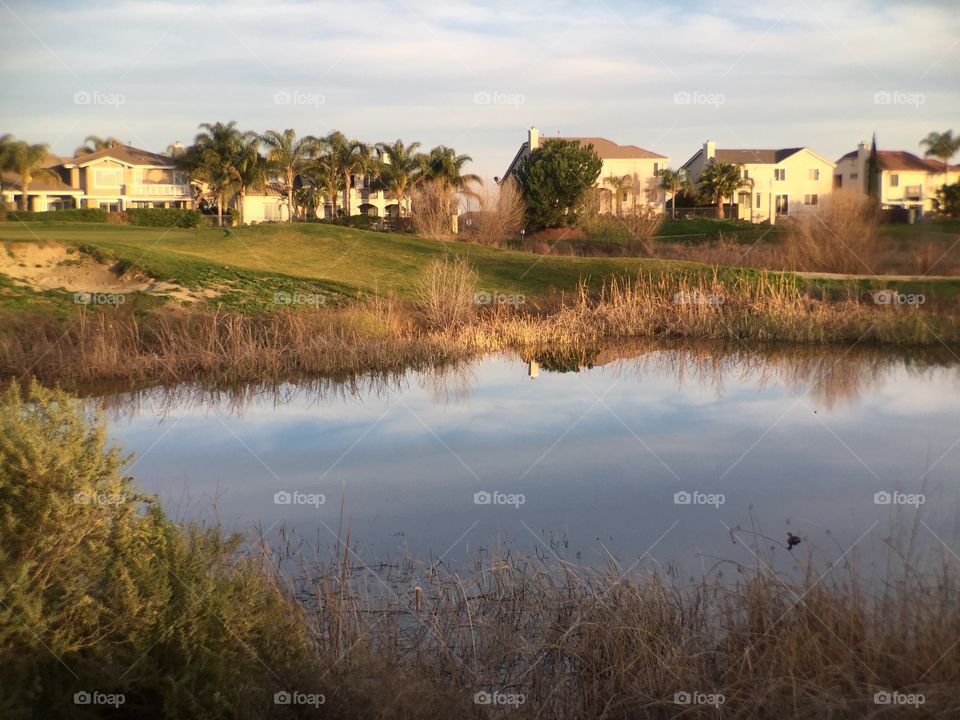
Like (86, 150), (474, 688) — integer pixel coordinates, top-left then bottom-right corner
(903, 186), (923, 200)
(126, 184), (191, 197)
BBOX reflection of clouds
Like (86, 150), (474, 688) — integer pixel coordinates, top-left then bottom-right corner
(97, 343), (960, 569)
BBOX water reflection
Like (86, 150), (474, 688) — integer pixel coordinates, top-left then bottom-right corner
(93, 341), (960, 579)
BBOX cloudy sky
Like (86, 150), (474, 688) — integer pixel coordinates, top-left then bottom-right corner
(1, 0), (957, 179)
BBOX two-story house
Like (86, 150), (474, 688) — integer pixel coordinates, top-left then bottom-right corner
(499, 127), (669, 213)
(681, 141), (836, 223)
(1, 145), (193, 212)
(834, 142), (958, 219)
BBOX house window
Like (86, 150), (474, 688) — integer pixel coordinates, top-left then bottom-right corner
(653, 163), (659, 174)
(94, 168), (122, 187)
(774, 168), (786, 181)
(834, 176), (843, 188)
(743, 169), (749, 179)
(850, 173), (858, 180)
(98, 201), (120, 212)
(622, 192), (629, 202)
(890, 174), (899, 187)
(804, 194), (819, 205)
(775, 195), (789, 215)
(173, 172), (187, 185)
(756, 192), (761, 209)
(808, 168), (820, 180)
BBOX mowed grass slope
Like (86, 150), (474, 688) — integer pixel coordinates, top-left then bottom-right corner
(0, 221), (700, 302)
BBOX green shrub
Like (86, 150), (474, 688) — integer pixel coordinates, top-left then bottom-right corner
(327, 214), (382, 231)
(0, 382), (325, 718)
(6, 208), (107, 223)
(126, 208), (202, 228)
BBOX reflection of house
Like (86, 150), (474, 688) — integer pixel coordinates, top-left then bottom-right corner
(834, 142), (958, 218)
(1, 145), (192, 211)
(499, 127), (669, 213)
(681, 141), (835, 223)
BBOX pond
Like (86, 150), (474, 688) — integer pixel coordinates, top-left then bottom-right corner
(98, 342), (960, 580)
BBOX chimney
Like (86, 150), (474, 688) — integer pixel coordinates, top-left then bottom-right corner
(529, 127), (539, 151)
(704, 140), (716, 161)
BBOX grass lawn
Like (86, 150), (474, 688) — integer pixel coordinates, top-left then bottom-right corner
(1, 220), (959, 314)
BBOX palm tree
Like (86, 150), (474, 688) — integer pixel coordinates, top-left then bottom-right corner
(188, 122), (264, 226)
(7, 141), (60, 211)
(698, 160), (748, 219)
(324, 131), (372, 217)
(74, 135), (123, 156)
(603, 174), (633, 216)
(302, 155), (344, 220)
(920, 130), (960, 186)
(261, 129), (318, 221)
(375, 139), (423, 217)
(658, 168), (692, 219)
(420, 146), (481, 195)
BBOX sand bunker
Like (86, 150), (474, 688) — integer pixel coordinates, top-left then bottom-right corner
(0, 242), (207, 302)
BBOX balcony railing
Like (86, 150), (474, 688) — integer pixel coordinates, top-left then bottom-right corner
(126, 184), (191, 197)
(904, 186), (923, 200)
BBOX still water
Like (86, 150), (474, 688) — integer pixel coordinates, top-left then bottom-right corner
(99, 343), (960, 578)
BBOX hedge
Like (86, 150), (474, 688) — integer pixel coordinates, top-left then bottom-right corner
(6, 208), (108, 223)
(126, 208), (202, 228)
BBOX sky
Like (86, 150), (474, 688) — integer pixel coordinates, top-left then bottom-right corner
(1, 0), (957, 180)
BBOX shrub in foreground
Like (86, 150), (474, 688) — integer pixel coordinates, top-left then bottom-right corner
(0, 382), (324, 719)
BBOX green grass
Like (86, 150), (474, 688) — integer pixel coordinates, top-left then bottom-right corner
(2, 220), (960, 314)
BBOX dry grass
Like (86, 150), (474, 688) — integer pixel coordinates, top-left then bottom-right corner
(287, 533), (960, 719)
(3, 268), (959, 388)
(410, 179), (457, 241)
(462, 181), (526, 246)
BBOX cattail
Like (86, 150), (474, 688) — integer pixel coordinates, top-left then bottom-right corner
(414, 586), (422, 616)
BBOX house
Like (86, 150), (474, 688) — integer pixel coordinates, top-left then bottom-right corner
(834, 142), (958, 219)
(681, 141), (836, 223)
(499, 127), (669, 213)
(1, 145), (193, 212)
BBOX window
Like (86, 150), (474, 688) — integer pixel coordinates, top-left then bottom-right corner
(774, 168), (786, 181)
(808, 168), (820, 181)
(834, 176), (843, 188)
(653, 163), (659, 174)
(98, 201), (120, 212)
(775, 194), (789, 215)
(94, 168), (122, 187)
(804, 194), (819, 205)
(173, 172), (187, 186)
(890, 174), (899, 187)
(743, 169), (749, 179)
(622, 192), (629, 202)
(756, 192), (761, 209)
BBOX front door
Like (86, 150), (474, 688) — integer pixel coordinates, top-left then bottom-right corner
(775, 194), (789, 216)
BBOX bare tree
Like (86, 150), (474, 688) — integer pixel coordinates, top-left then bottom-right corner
(462, 181), (525, 246)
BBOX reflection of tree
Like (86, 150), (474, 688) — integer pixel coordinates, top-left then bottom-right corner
(585, 339), (957, 411)
(86, 341), (958, 418)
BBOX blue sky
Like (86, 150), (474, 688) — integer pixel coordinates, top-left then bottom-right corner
(1, 0), (957, 179)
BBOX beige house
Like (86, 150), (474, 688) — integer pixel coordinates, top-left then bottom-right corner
(834, 143), (958, 218)
(1, 145), (192, 212)
(500, 127), (669, 213)
(681, 141), (836, 223)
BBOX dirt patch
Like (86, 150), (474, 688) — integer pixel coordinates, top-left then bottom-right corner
(0, 241), (212, 302)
